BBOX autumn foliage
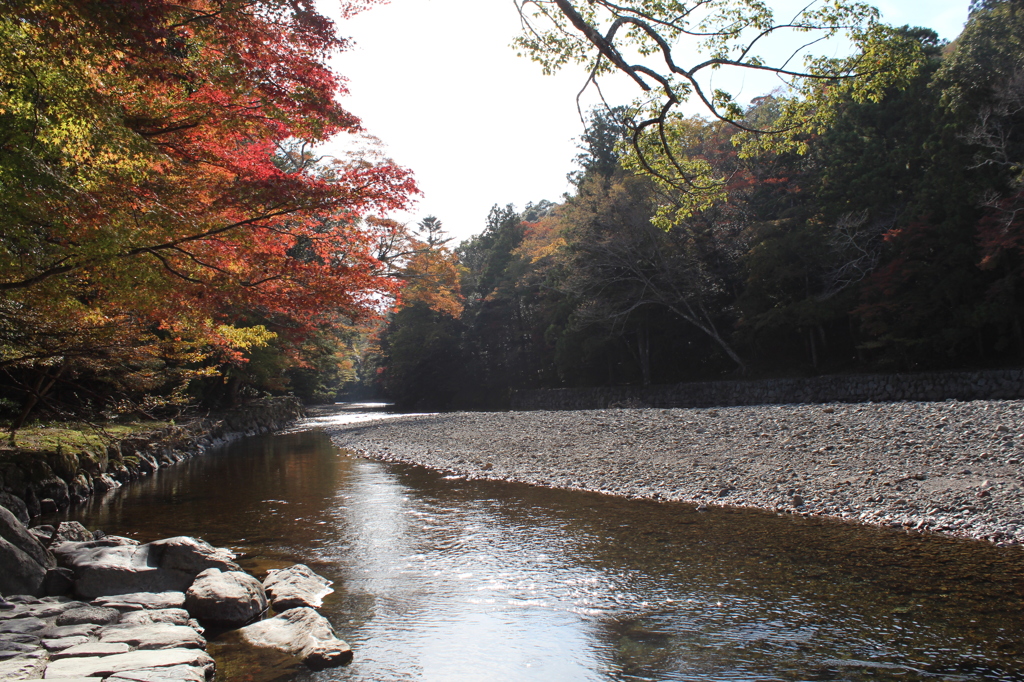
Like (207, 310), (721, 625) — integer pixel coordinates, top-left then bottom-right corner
(0, 0), (417, 423)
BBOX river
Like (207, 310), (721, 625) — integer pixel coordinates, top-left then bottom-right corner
(53, 406), (1024, 681)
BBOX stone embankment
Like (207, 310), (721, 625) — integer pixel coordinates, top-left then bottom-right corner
(328, 400), (1024, 546)
(511, 368), (1024, 410)
(0, 507), (350, 680)
(0, 397), (303, 523)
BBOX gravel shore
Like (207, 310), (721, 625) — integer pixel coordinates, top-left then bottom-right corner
(326, 400), (1024, 546)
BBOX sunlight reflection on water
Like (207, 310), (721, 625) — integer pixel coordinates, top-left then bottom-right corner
(57, 408), (1024, 682)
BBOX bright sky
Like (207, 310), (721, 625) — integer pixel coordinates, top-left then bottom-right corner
(320, 1), (972, 243)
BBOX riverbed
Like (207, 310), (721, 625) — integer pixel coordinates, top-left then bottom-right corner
(54, 406), (1024, 681)
(329, 401), (1024, 545)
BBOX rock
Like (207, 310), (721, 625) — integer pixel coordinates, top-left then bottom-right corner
(27, 528), (52, 546)
(51, 522), (93, 545)
(98, 623), (206, 650)
(106, 664), (209, 682)
(263, 564), (333, 611)
(42, 568), (75, 597)
(0, 538), (47, 598)
(93, 593), (186, 612)
(0, 496), (29, 526)
(93, 474), (121, 493)
(119, 609), (191, 628)
(43, 624), (100, 639)
(56, 606), (120, 626)
(9, 600), (86, 619)
(0, 642), (41, 660)
(184, 569), (267, 627)
(52, 642), (131, 659)
(42, 647), (215, 679)
(56, 537), (239, 599)
(41, 636), (91, 651)
(0, 618), (46, 635)
(0, 504), (56, 571)
(0, 649), (46, 679)
(39, 499), (57, 514)
(238, 607), (352, 669)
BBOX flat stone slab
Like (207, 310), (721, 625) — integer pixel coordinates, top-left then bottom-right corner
(43, 647), (215, 678)
(119, 609), (191, 628)
(263, 565), (333, 611)
(0, 642), (41, 660)
(56, 537), (238, 599)
(1, 602), (87, 621)
(43, 624), (100, 639)
(0, 650), (46, 679)
(52, 642), (131, 659)
(106, 664), (208, 682)
(93, 593), (186, 612)
(99, 624), (205, 650)
(0, 618), (46, 635)
(55, 606), (120, 626)
(41, 636), (91, 651)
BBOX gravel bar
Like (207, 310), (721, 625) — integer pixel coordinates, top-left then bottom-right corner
(327, 400), (1024, 546)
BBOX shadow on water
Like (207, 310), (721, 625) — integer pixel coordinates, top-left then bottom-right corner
(55, 419), (1024, 682)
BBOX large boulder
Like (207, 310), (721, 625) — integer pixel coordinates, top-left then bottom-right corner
(0, 504), (56, 596)
(0, 537), (47, 597)
(184, 569), (266, 627)
(55, 537), (239, 599)
(237, 607), (351, 669)
(262, 564), (333, 611)
(0, 504), (55, 570)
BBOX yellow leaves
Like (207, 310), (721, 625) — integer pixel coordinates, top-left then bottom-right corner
(620, 114), (729, 229)
(215, 324), (278, 351)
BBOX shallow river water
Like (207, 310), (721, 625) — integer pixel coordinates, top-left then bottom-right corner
(57, 408), (1024, 681)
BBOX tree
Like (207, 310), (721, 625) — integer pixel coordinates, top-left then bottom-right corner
(0, 0), (417, 430)
(515, 0), (927, 198)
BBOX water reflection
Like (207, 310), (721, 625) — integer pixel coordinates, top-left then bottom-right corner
(58, 416), (1024, 682)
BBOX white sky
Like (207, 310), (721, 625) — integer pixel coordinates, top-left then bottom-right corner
(320, 1), (972, 243)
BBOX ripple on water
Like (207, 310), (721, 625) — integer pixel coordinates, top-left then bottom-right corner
(53, 422), (1024, 682)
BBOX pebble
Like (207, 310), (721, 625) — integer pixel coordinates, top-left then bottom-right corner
(329, 400), (1024, 546)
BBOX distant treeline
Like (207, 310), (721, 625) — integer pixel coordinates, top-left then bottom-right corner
(373, 2), (1024, 410)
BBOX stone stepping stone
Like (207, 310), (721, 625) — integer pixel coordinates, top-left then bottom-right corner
(0, 601), (87, 621)
(120, 609), (192, 628)
(0, 650), (46, 679)
(0, 617), (46, 634)
(263, 565), (333, 611)
(99, 623), (206, 650)
(55, 606), (120, 626)
(41, 635), (91, 651)
(42, 647), (215, 679)
(185, 569), (267, 627)
(238, 606), (351, 670)
(0, 641), (42, 660)
(106, 664), (208, 682)
(43, 623), (100, 639)
(93, 593), (186, 612)
(52, 642), (131, 659)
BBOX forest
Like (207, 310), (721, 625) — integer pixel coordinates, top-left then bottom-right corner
(2, 0), (1024, 426)
(376, 0), (1024, 409)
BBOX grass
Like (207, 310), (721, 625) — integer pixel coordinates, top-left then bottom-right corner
(0, 419), (171, 454)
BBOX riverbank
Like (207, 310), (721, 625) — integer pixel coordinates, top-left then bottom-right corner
(0, 397), (303, 522)
(327, 400), (1024, 546)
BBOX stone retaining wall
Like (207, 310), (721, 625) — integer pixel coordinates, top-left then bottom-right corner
(510, 368), (1024, 411)
(0, 397), (303, 521)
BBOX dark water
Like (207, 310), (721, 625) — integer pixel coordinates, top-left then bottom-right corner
(55, 412), (1024, 682)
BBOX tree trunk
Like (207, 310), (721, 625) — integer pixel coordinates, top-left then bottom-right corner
(8, 363), (66, 445)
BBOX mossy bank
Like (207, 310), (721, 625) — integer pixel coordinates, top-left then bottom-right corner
(0, 397), (303, 522)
